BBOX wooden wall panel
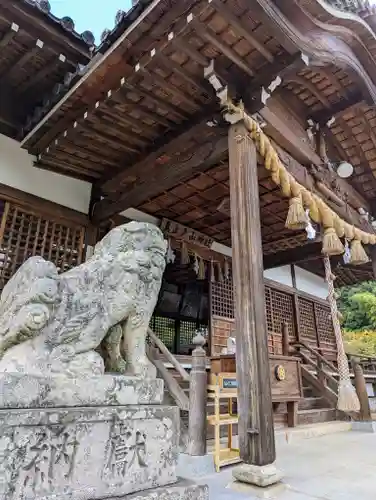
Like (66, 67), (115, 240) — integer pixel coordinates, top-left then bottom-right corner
(210, 276), (336, 360)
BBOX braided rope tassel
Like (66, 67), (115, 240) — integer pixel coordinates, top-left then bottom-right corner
(323, 255), (360, 412)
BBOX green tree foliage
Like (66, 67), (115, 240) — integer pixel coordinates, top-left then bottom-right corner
(338, 281), (376, 356)
(338, 281), (376, 331)
(344, 330), (376, 357)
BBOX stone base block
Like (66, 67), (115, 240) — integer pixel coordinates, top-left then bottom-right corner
(352, 420), (376, 433)
(232, 463), (283, 487)
(0, 372), (164, 407)
(228, 480), (288, 499)
(177, 453), (216, 478)
(0, 404), (179, 500)
(93, 479), (209, 499)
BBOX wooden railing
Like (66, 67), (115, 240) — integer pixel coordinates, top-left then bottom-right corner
(291, 340), (339, 407)
(346, 352), (376, 375)
(147, 328), (189, 411)
(147, 328), (208, 455)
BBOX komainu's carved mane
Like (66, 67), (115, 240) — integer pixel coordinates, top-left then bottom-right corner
(0, 221), (167, 380)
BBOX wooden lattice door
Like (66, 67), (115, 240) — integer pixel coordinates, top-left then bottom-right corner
(0, 201), (85, 292)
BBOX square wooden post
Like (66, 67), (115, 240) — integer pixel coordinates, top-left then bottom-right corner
(228, 121), (282, 488)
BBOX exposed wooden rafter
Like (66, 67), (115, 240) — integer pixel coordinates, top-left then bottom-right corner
(310, 90), (363, 124)
(0, 21), (19, 48)
(0, 0), (90, 59)
(210, 0), (274, 62)
(0, 38), (44, 81)
(191, 19), (255, 78)
(18, 53), (67, 93)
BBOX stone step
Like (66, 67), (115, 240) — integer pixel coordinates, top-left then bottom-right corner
(298, 397), (327, 411)
(298, 408), (337, 426)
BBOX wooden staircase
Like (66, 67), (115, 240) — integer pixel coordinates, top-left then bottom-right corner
(292, 341), (344, 425)
(146, 327), (345, 443)
(147, 328), (190, 449)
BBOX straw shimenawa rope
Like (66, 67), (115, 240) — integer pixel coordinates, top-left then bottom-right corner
(323, 255), (360, 412)
(222, 98), (374, 264)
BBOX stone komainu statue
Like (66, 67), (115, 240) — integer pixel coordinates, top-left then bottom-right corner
(0, 222), (167, 380)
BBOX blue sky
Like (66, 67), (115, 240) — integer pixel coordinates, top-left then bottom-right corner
(50, 0), (132, 43)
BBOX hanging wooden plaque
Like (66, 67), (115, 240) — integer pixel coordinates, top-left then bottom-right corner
(160, 218), (213, 248)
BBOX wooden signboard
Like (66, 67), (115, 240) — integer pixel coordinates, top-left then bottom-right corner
(160, 218), (213, 248)
(209, 372), (237, 394)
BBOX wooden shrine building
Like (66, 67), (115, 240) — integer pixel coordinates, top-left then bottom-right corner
(2, 0), (376, 481)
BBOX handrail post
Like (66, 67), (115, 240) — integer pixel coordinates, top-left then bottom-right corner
(282, 322), (290, 356)
(317, 359), (327, 388)
(188, 333), (207, 456)
(351, 356), (371, 421)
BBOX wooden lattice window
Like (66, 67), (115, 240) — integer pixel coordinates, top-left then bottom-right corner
(210, 279), (234, 319)
(0, 202), (85, 291)
(265, 286), (295, 354)
(151, 316), (176, 351)
(179, 320), (197, 346)
(298, 297), (318, 347)
(315, 303), (336, 348)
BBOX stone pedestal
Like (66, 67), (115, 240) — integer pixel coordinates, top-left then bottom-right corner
(97, 479), (209, 499)
(233, 463), (283, 487)
(352, 421), (376, 433)
(0, 372), (164, 408)
(0, 404), (198, 500)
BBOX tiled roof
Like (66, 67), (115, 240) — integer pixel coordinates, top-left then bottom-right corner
(324, 0), (376, 14)
(23, 0), (95, 47)
(22, 0), (155, 139)
(98, 0), (154, 53)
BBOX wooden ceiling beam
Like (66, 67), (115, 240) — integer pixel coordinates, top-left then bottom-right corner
(89, 113), (150, 148)
(92, 131), (228, 223)
(58, 137), (127, 167)
(98, 103), (157, 138)
(156, 52), (212, 96)
(263, 242), (322, 269)
(36, 158), (101, 182)
(191, 19), (255, 78)
(136, 66), (202, 111)
(18, 53), (67, 93)
(0, 38), (44, 80)
(120, 80), (190, 121)
(210, 0), (274, 63)
(74, 121), (140, 155)
(111, 92), (174, 129)
(171, 37), (208, 67)
(310, 90), (363, 125)
(92, 109), (225, 221)
(54, 142), (118, 171)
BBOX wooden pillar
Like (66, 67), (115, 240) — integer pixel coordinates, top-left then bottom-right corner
(228, 122), (276, 467)
(351, 357), (371, 421)
(188, 334), (208, 456)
